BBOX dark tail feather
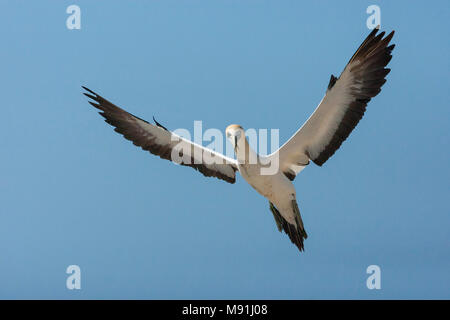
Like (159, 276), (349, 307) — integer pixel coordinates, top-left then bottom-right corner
(269, 201), (307, 252)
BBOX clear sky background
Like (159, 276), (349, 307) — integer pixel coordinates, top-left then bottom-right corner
(0, 1), (449, 299)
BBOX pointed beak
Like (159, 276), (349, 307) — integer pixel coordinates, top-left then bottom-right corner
(234, 136), (238, 152)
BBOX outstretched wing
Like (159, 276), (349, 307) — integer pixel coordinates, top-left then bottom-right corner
(271, 28), (395, 181)
(82, 87), (238, 183)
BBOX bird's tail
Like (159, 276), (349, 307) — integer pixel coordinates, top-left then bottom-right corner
(269, 200), (308, 252)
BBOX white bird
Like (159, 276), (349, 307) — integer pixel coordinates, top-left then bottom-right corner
(83, 28), (394, 252)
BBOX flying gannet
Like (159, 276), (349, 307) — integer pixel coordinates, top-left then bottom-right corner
(82, 27), (395, 252)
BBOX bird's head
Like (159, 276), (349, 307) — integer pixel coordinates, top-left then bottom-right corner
(226, 124), (245, 152)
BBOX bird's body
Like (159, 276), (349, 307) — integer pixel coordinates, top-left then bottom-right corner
(244, 165), (308, 250)
(82, 27), (395, 252)
(232, 136), (295, 222)
(226, 124), (308, 249)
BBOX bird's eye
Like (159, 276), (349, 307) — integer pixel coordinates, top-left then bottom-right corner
(226, 132), (231, 138)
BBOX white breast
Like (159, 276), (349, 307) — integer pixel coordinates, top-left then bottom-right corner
(238, 163), (295, 201)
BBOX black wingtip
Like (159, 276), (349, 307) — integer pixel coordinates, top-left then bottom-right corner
(82, 86), (97, 96)
(384, 30), (395, 44)
(83, 92), (97, 100)
(369, 26), (380, 36)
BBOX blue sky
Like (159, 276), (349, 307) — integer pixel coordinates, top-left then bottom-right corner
(0, 1), (449, 299)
